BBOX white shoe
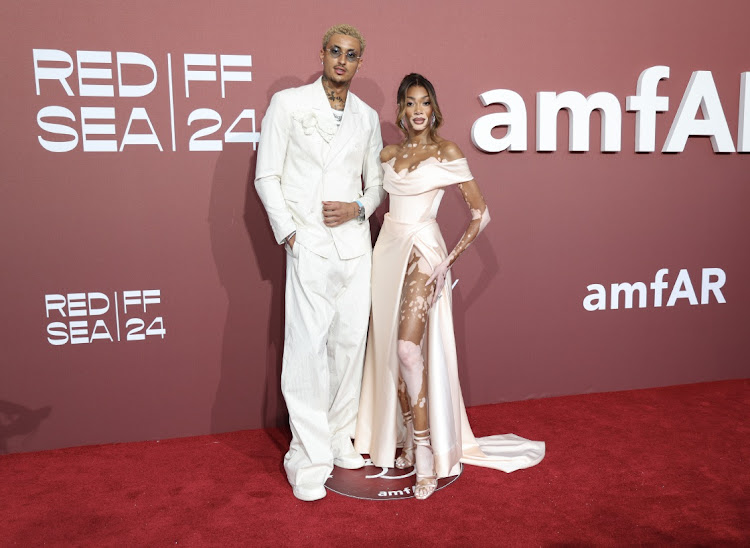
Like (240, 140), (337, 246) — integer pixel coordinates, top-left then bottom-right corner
(332, 437), (365, 469)
(333, 450), (365, 469)
(292, 483), (327, 502)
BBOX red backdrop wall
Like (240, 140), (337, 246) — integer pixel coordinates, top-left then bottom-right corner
(2, 0), (748, 453)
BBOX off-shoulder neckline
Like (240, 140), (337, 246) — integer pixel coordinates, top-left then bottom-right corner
(383, 156), (467, 177)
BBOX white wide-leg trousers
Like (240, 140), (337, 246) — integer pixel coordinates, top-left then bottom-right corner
(281, 242), (371, 488)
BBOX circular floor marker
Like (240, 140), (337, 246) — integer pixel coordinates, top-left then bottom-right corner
(325, 455), (461, 500)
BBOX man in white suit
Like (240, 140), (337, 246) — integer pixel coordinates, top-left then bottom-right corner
(255, 24), (384, 501)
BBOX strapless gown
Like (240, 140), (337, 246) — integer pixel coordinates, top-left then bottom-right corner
(354, 157), (545, 478)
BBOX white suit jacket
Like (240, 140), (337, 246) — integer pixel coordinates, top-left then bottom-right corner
(255, 77), (385, 260)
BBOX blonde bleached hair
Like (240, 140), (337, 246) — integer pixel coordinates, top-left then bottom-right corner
(322, 24), (366, 55)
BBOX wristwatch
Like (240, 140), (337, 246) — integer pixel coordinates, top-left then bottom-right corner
(355, 200), (365, 223)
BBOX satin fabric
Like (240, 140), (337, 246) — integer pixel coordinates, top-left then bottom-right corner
(354, 157), (545, 477)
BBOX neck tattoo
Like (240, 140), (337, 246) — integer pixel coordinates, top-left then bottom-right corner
(322, 76), (347, 111)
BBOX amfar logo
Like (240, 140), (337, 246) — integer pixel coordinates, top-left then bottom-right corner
(472, 66), (749, 153)
(45, 289), (165, 345)
(583, 268), (726, 311)
(325, 458), (459, 501)
(33, 49), (258, 152)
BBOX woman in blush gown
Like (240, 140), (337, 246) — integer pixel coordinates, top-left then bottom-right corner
(354, 73), (544, 500)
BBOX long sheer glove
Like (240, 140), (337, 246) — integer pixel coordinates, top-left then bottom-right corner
(425, 179), (490, 306)
(426, 258), (450, 307)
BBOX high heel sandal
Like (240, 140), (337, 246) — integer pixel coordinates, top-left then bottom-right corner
(413, 428), (437, 500)
(395, 410), (415, 469)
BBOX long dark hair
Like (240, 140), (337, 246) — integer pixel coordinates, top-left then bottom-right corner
(396, 73), (443, 140)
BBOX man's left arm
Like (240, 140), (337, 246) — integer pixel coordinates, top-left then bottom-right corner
(358, 113), (385, 219)
(322, 112), (384, 227)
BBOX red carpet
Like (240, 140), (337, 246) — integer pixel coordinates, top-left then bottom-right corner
(1, 380), (748, 546)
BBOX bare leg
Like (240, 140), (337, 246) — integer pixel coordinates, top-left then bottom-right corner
(396, 249), (437, 499)
(395, 378), (414, 469)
